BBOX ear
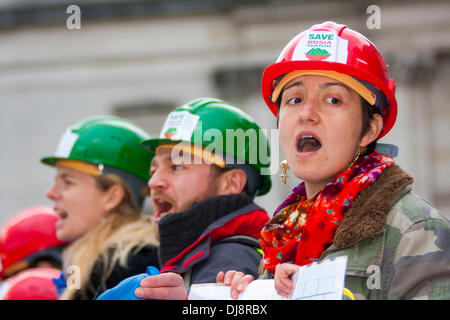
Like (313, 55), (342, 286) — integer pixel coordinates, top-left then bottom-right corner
(216, 168), (248, 196)
(102, 184), (125, 212)
(360, 113), (383, 148)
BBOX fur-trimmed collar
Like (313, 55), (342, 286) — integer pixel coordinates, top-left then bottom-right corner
(332, 164), (414, 249)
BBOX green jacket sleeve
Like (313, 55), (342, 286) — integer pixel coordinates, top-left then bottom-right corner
(384, 193), (450, 299)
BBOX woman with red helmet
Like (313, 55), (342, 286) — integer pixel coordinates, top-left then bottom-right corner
(0, 268), (61, 300)
(0, 206), (67, 280)
(218, 21), (449, 300)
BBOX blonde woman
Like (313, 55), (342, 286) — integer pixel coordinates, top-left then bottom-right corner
(42, 116), (159, 299)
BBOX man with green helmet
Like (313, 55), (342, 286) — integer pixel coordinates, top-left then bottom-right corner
(103, 98), (272, 300)
(144, 97), (272, 200)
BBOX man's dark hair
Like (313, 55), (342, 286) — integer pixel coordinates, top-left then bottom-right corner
(210, 165), (261, 199)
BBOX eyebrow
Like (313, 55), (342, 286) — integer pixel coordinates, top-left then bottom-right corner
(321, 82), (352, 94)
(283, 81), (303, 92)
(151, 152), (173, 167)
(282, 81), (352, 95)
(57, 172), (75, 181)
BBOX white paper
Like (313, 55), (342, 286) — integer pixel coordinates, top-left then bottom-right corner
(291, 256), (348, 300)
(188, 256), (348, 300)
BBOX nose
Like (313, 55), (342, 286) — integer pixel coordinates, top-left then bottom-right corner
(298, 96), (320, 124)
(45, 182), (60, 201)
(147, 168), (168, 191)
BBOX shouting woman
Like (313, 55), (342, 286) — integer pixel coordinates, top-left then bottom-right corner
(218, 21), (449, 300)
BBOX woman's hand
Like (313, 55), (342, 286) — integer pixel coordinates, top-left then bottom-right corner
(274, 263), (300, 298)
(216, 270), (254, 299)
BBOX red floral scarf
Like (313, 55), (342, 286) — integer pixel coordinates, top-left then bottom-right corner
(260, 151), (394, 274)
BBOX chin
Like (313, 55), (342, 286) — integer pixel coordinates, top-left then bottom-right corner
(58, 229), (80, 243)
(293, 167), (325, 183)
(56, 231), (70, 242)
(292, 160), (316, 174)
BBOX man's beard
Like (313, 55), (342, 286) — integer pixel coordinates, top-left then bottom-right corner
(154, 174), (221, 239)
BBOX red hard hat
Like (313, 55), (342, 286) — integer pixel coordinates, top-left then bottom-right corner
(261, 21), (397, 139)
(0, 268), (61, 300)
(0, 206), (66, 278)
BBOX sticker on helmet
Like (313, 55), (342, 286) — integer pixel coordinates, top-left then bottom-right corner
(292, 31), (348, 64)
(159, 111), (200, 141)
(54, 130), (79, 158)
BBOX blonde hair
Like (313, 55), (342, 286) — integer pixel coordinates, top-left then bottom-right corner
(60, 174), (158, 300)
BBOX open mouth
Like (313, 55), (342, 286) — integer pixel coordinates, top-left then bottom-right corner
(54, 208), (68, 225)
(297, 134), (322, 153)
(153, 198), (174, 221)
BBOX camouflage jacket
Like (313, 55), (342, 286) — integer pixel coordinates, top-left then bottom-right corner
(262, 164), (450, 299)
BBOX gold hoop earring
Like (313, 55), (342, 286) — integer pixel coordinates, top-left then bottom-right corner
(280, 160), (289, 184)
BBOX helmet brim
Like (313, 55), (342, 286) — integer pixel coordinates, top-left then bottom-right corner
(262, 60), (397, 139)
(141, 138), (272, 196)
(141, 138), (182, 158)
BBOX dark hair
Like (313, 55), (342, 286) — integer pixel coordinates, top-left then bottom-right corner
(360, 98), (382, 156)
(210, 164), (261, 199)
(210, 164), (231, 179)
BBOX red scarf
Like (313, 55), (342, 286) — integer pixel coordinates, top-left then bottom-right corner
(260, 151), (394, 274)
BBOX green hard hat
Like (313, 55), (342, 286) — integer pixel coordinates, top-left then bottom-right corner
(41, 116), (153, 207)
(142, 98), (272, 196)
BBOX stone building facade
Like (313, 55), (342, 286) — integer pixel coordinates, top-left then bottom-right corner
(1, 0), (449, 223)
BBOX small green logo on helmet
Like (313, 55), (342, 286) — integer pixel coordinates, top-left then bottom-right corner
(305, 48), (331, 61)
(164, 128), (178, 139)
